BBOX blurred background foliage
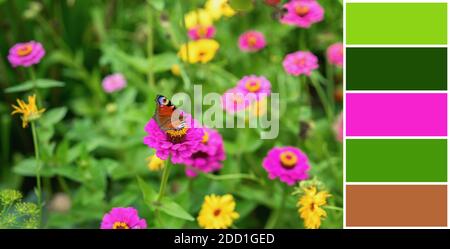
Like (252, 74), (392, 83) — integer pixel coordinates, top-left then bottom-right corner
(0, 0), (342, 228)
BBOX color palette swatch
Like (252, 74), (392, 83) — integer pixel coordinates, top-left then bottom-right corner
(345, 1), (448, 228)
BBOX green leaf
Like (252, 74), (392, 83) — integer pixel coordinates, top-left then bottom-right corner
(151, 53), (178, 73)
(4, 82), (34, 93)
(4, 79), (65, 93)
(40, 107), (67, 126)
(35, 79), (65, 89)
(229, 0), (254, 11)
(147, 0), (164, 11)
(137, 177), (157, 204)
(159, 199), (195, 221)
(13, 158), (54, 177)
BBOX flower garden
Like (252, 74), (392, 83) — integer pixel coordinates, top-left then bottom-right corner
(0, 0), (343, 229)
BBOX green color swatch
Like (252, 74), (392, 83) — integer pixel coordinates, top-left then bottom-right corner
(346, 139), (447, 182)
(346, 48), (447, 90)
(346, 3), (447, 44)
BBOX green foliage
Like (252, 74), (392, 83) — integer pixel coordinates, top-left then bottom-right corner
(0, 189), (39, 229)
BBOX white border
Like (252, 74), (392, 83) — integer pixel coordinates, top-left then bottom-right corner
(344, 0), (449, 229)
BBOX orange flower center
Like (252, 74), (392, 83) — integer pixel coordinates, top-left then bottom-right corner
(17, 44), (33, 56)
(197, 26), (208, 37)
(247, 36), (257, 47)
(245, 80), (261, 92)
(279, 151), (298, 169)
(112, 222), (130, 229)
(213, 209), (222, 216)
(166, 127), (188, 144)
(295, 5), (310, 17)
(295, 57), (306, 66)
(202, 131), (209, 144)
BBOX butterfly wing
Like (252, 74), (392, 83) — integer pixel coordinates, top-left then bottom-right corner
(154, 95), (186, 131)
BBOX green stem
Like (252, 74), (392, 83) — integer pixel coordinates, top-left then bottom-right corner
(326, 62), (335, 110)
(147, 4), (155, 89)
(156, 160), (171, 202)
(310, 75), (333, 122)
(323, 205), (343, 212)
(31, 122), (42, 227)
(264, 185), (288, 229)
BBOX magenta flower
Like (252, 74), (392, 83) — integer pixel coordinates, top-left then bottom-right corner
(262, 146), (310, 185)
(333, 112), (343, 142)
(188, 26), (216, 40)
(238, 31), (266, 52)
(143, 113), (204, 164)
(221, 87), (254, 114)
(280, 0), (324, 28)
(327, 42), (343, 67)
(7, 41), (45, 68)
(236, 75), (271, 100)
(283, 51), (319, 76)
(102, 73), (127, 93)
(182, 127), (226, 177)
(100, 207), (147, 229)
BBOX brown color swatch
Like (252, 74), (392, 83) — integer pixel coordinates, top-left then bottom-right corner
(346, 185), (447, 227)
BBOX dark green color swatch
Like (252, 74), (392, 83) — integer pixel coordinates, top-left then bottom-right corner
(346, 48), (447, 90)
(346, 139), (447, 182)
(346, 3), (447, 44)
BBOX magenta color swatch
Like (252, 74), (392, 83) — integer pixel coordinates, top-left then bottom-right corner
(346, 93), (447, 136)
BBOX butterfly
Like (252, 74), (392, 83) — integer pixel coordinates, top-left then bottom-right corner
(153, 95), (186, 131)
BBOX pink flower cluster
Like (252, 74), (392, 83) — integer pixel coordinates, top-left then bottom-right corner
(283, 51), (319, 76)
(262, 146), (310, 185)
(101, 207), (147, 229)
(221, 75), (272, 114)
(280, 0), (324, 28)
(7, 41), (45, 68)
(184, 127), (225, 177)
(102, 73), (127, 93)
(327, 42), (343, 67)
(238, 31), (266, 52)
(188, 26), (216, 40)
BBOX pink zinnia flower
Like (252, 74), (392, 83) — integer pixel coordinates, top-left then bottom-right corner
(236, 75), (271, 100)
(262, 146), (310, 185)
(102, 73), (127, 93)
(238, 31), (266, 52)
(282, 51), (318, 76)
(221, 87), (254, 114)
(7, 41), (45, 68)
(327, 42), (343, 67)
(183, 127), (225, 177)
(333, 112), (343, 142)
(143, 113), (204, 164)
(188, 26), (216, 40)
(100, 207), (147, 229)
(280, 0), (324, 28)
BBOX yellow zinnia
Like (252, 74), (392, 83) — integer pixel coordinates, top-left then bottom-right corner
(11, 94), (45, 128)
(146, 155), (165, 171)
(197, 194), (239, 229)
(184, 8), (213, 29)
(178, 39), (219, 64)
(297, 186), (331, 229)
(205, 0), (236, 20)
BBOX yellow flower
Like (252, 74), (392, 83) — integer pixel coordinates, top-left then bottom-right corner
(171, 64), (181, 76)
(184, 8), (213, 29)
(205, 0), (236, 20)
(11, 94), (45, 128)
(197, 194), (239, 229)
(297, 186), (331, 229)
(178, 39), (219, 64)
(146, 155), (165, 171)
